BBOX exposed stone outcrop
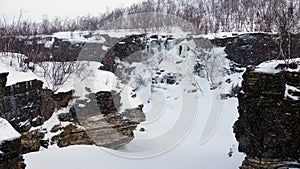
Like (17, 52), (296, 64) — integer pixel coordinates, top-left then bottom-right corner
(0, 72), (72, 168)
(99, 34), (179, 73)
(99, 34), (148, 72)
(0, 73), (8, 99)
(53, 90), (74, 108)
(0, 73), (72, 133)
(0, 70), (146, 168)
(240, 157), (300, 169)
(53, 91), (145, 149)
(0, 138), (25, 169)
(225, 33), (300, 66)
(20, 130), (46, 154)
(0, 34), (124, 63)
(234, 66), (300, 168)
(51, 123), (94, 148)
(0, 78), (51, 132)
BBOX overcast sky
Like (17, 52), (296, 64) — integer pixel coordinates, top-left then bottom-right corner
(0, 0), (144, 22)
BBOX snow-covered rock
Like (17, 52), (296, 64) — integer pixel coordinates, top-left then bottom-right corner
(234, 61), (300, 168)
(0, 118), (21, 145)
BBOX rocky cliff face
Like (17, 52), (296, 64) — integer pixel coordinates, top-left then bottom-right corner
(0, 75), (56, 133)
(224, 33), (300, 66)
(0, 72), (72, 168)
(100, 34), (147, 72)
(0, 34), (124, 63)
(0, 72), (145, 168)
(99, 34), (178, 73)
(52, 91), (145, 149)
(0, 137), (25, 169)
(234, 66), (300, 168)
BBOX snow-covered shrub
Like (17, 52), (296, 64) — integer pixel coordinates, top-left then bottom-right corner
(37, 61), (87, 92)
(0, 52), (29, 72)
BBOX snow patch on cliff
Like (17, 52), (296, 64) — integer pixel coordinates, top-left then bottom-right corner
(0, 118), (21, 145)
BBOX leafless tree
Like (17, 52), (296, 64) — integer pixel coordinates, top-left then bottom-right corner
(38, 60), (86, 92)
(274, 1), (299, 64)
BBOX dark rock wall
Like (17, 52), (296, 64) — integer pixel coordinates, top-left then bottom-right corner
(0, 75), (55, 132)
(0, 34), (128, 63)
(3, 33), (300, 67)
(99, 34), (148, 72)
(234, 68), (300, 168)
(99, 34), (178, 73)
(224, 33), (300, 66)
(0, 138), (25, 169)
(0, 72), (72, 168)
(0, 73), (8, 99)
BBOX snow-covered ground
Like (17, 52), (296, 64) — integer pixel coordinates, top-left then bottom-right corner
(255, 58), (300, 73)
(194, 31), (276, 40)
(0, 53), (42, 86)
(24, 92), (245, 169)
(0, 52), (118, 94)
(0, 118), (21, 145)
